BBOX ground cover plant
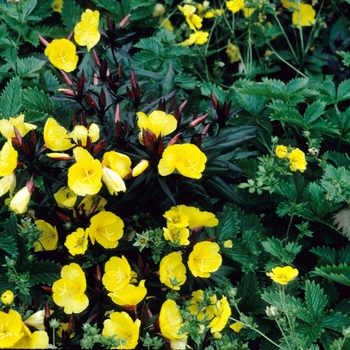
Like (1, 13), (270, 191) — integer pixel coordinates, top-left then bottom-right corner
(1, 0), (350, 349)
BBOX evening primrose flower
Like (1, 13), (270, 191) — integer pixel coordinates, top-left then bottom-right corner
(226, 0), (244, 13)
(102, 311), (141, 349)
(288, 148), (307, 172)
(0, 114), (37, 139)
(52, 263), (89, 314)
(275, 145), (288, 158)
(102, 151), (132, 179)
(226, 41), (240, 63)
(209, 296), (231, 332)
(101, 166), (126, 195)
(9, 181), (34, 214)
(108, 280), (147, 306)
(1, 290), (14, 305)
(74, 9), (100, 51)
(68, 123), (100, 146)
(12, 324), (49, 349)
(54, 186), (77, 209)
(0, 172), (16, 197)
(33, 220), (59, 252)
(159, 299), (187, 342)
(0, 310), (24, 348)
(24, 310), (47, 331)
(181, 31), (209, 46)
(43, 117), (74, 151)
(52, 0), (63, 12)
(266, 266), (299, 285)
(176, 205), (219, 229)
(292, 3), (316, 28)
(64, 227), (89, 255)
(44, 38), (79, 72)
(158, 143), (207, 179)
(136, 110), (177, 138)
(87, 211), (124, 249)
(159, 252), (187, 290)
(178, 4), (202, 30)
(163, 227), (190, 245)
(78, 194), (107, 216)
(230, 321), (244, 333)
(188, 241), (222, 278)
(68, 147), (102, 196)
(0, 140), (18, 177)
(102, 255), (138, 292)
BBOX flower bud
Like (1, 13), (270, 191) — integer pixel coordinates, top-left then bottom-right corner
(265, 305), (279, 319)
(1, 290), (14, 305)
(132, 160), (149, 177)
(9, 180), (34, 214)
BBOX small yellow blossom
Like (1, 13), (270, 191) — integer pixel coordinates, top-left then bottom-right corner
(68, 147), (102, 196)
(52, 0), (63, 12)
(266, 266), (299, 285)
(101, 166), (126, 195)
(1, 290), (14, 305)
(292, 3), (316, 28)
(0, 140), (18, 177)
(43, 118), (74, 151)
(188, 289), (217, 322)
(153, 3), (165, 17)
(158, 144), (207, 179)
(230, 321), (244, 333)
(226, 41), (240, 63)
(44, 38), (79, 72)
(288, 148), (307, 172)
(163, 227), (190, 245)
(209, 296), (231, 332)
(223, 239), (233, 248)
(281, 0), (298, 9)
(52, 263), (89, 314)
(275, 145), (288, 158)
(188, 241), (222, 278)
(33, 220), (59, 252)
(64, 227), (89, 255)
(68, 123), (100, 146)
(178, 4), (202, 30)
(159, 17), (174, 32)
(102, 312), (141, 349)
(74, 9), (100, 51)
(181, 31), (209, 46)
(87, 211), (124, 249)
(137, 110), (177, 138)
(159, 252), (187, 290)
(0, 114), (37, 139)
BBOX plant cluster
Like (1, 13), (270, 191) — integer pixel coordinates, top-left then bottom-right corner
(1, 0), (350, 349)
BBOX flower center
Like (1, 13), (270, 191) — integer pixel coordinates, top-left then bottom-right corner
(57, 51), (68, 62)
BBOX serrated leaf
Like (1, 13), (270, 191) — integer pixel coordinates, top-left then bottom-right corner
(313, 264), (350, 287)
(16, 56), (46, 77)
(285, 77), (309, 93)
(236, 93), (268, 117)
(337, 79), (350, 100)
(0, 215), (19, 258)
(217, 206), (240, 241)
(27, 259), (60, 286)
(261, 291), (302, 310)
(307, 182), (336, 219)
(262, 237), (283, 259)
(333, 207), (350, 239)
(310, 246), (338, 265)
(320, 310), (350, 331)
(303, 101), (326, 125)
(305, 280), (327, 321)
(61, 0), (82, 30)
(0, 76), (21, 118)
(134, 37), (164, 55)
(21, 86), (55, 116)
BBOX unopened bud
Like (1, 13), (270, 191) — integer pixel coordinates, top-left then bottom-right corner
(119, 14), (131, 28)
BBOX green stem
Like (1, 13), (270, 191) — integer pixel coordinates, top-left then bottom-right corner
(285, 212), (294, 241)
(279, 285), (296, 346)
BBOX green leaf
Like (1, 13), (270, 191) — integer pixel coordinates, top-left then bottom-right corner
(217, 206), (240, 241)
(27, 259), (60, 286)
(310, 246), (338, 265)
(21, 86), (55, 116)
(337, 79), (350, 100)
(305, 280), (327, 321)
(261, 291), (302, 310)
(134, 37), (164, 56)
(262, 237), (283, 259)
(313, 264), (350, 287)
(0, 76), (21, 118)
(303, 101), (326, 125)
(16, 56), (46, 77)
(285, 77), (309, 93)
(320, 310), (350, 331)
(61, 0), (82, 31)
(236, 93), (268, 117)
(0, 215), (19, 258)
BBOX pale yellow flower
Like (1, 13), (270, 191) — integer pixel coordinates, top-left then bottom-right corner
(68, 123), (100, 146)
(230, 321), (244, 333)
(74, 9), (100, 51)
(0, 172), (16, 197)
(159, 252), (187, 290)
(178, 4), (202, 30)
(292, 3), (316, 28)
(0, 140), (18, 177)
(43, 118), (74, 151)
(0, 114), (37, 139)
(226, 41), (240, 63)
(33, 220), (59, 252)
(181, 31), (209, 46)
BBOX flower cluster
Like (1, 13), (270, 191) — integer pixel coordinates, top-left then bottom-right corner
(275, 145), (307, 172)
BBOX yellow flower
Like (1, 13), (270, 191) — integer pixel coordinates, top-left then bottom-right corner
(0, 140), (18, 177)
(102, 255), (138, 292)
(132, 160), (149, 177)
(74, 9), (100, 51)
(164, 207), (189, 230)
(266, 266), (299, 285)
(188, 290), (217, 322)
(52, 263), (89, 314)
(0, 309), (24, 348)
(137, 110), (177, 138)
(11, 324), (49, 349)
(176, 205), (219, 229)
(102, 166), (126, 195)
(54, 186), (77, 209)
(44, 38), (79, 72)
(159, 299), (187, 342)
(0, 114), (37, 139)
(275, 145), (288, 158)
(181, 31), (209, 46)
(160, 18), (174, 32)
(102, 311), (141, 349)
(223, 239), (233, 248)
(68, 147), (102, 196)
(163, 227), (190, 245)
(226, 0), (245, 13)
(178, 4), (202, 30)
(9, 183), (33, 214)
(188, 241), (222, 278)
(1, 290), (14, 305)
(292, 4), (316, 28)
(78, 194), (107, 216)
(24, 310), (47, 331)
(242, 7), (255, 17)
(43, 118), (74, 151)
(288, 148), (307, 172)
(281, 0), (298, 9)
(158, 144), (207, 179)
(153, 3), (165, 17)
(67, 123), (100, 146)
(102, 151), (132, 179)
(226, 41), (240, 63)
(159, 252), (187, 290)
(230, 321), (244, 333)
(52, 0), (63, 12)
(0, 173), (16, 197)
(64, 227), (89, 255)
(33, 220), (59, 252)
(108, 280), (147, 306)
(209, 296), (231, 332)
(87, 211), (124, 249)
